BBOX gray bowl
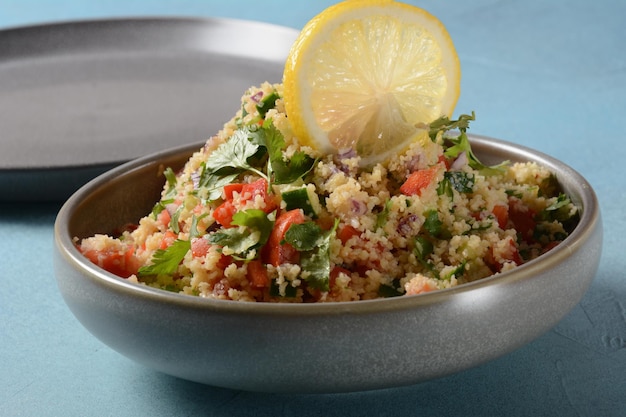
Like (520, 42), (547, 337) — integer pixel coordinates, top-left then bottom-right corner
(53, 135), (602, 393)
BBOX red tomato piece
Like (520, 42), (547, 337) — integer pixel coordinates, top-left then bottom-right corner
(241, 178), (277, 213)
(223, 183), (244, 200)
(492, 204), (509, 229)
(157, 208), (171, 227)
(247, 259), (269, 288)
(216, 254), (234, 270)
(191, 237), (210, 258)
(82, 247), (138, 278)
(337, 225), (360, 244)
(159, 230), (177, 250)
(400, 164), (439, 196)
(508, 198), (536, 242)
(330, 266), (351, 288)
(213, 200), (238, 228)
(264, 209), (306, 266)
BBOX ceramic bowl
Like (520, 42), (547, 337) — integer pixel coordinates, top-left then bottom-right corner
(53, 135), (602, 393)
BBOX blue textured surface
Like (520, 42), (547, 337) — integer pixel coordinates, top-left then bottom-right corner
(1, 1), (625, 416)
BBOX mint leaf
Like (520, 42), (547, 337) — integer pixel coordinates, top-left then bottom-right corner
(138, 239), (190, 277)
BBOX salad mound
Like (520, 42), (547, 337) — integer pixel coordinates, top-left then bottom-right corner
(77, 82), (578, 302)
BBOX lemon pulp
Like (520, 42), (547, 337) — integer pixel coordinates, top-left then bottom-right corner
(283, 0), (461, 165)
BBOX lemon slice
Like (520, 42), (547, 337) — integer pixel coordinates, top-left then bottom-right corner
(283, 0), (461, 165)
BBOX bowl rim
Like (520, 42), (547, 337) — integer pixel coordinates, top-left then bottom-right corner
(54, 133), (601, 316)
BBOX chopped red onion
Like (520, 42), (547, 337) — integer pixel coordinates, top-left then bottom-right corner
(191, 171), (201, 190)
(406, 153), (422, 172)
(250, 91), (264, 103)
(397, 214), (420, 236)
(338, 147), (357, 159)
(165, 203), (178, 215)
(450, 151), (468, 171)
(350, 199), (368, 215)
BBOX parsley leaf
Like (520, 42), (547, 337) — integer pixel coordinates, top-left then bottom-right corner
(138, 239), (190, 277)
(198, 168), (239, 201)
(204, 128), (266, 179)
(163, 167), (178, 199)
(208, 228), (259, 257)
(414, 236), (437, 273)
(299, 235), (333, 291)
(375, 200), (393, 231)
(444, 171), (475, 193)
(429, 112), (508, 175)
(208, 209), (274, 258)
(423, 210), (443, 237)
(283, 219), (338, 291)
(283, 222), (324, 251)
(169, 205), (182, 233)
(231, 209), (274, 247)
(378, 279), (404, 298)
(261, 123), (316, 184)
(539, 193), (578, 224)
(151, 198), (174, 217)
(429, 112), (476, 142)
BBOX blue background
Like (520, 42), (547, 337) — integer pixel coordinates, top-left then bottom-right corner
(1, 1), (625, 416)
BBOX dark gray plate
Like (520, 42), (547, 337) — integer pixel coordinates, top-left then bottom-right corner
(0, 17), (297, 201)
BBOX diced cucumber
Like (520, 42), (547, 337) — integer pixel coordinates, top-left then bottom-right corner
(281, 185), (320, 218)
(256, 91), (280, 118)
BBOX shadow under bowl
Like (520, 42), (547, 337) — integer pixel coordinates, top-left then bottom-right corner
(53, 134), (602, 393)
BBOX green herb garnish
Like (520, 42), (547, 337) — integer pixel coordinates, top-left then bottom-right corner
(138, 239), (190, 277)
(208, 209), (274, 258)
(283, 219), (338, 291)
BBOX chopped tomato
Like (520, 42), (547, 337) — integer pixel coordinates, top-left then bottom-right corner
(191, 237), (210, 258)
(159, 230), (177, 250)
(213, 200), (238, 228)
(216, 178), (277, 228)
(247, 259), (269, 288)
(157, 208), (171, 227)
(223, 183), (244, 200)
(492, 204), (509, 229)
(337, 224), (360, 244)
(82, 246), (138, 278)
(508, 198), (536, 242)
(330, 266), (351, 288)
(541, 240), (561, 254)
(438, 154), (451, 169)
(216, 254), (234, 270)
(400, 164), (439, 196)
(240, 178), (277, 213)
(263, 209), (306, 266)
(487, 237), (523, 272)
